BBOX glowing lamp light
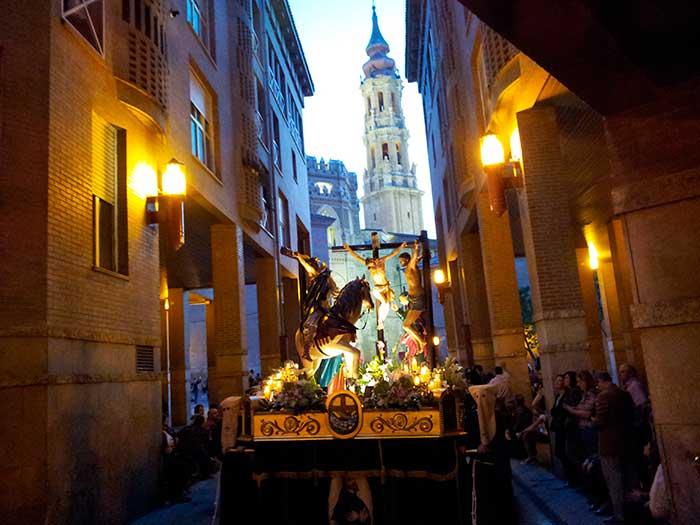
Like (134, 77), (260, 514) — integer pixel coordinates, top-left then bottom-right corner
(132, 162), (158, 198)
(480, 133), (505, 167)
(433, 269), (446, 285)
(510, 128), (522, 163)
(587, 241), (599, 270)
(162, 159), (187, 195)
(432, 335), (441, 346)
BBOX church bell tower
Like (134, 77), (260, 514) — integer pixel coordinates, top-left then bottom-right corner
(360, 6), (424, 235)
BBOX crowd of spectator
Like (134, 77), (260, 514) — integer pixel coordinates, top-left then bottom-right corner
(464, 362), (667, 524)
(161, 404), (223, 504)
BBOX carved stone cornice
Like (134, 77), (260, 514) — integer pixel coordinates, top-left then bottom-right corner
(533, 308), (586, 323)
(0, 325), (160, 347)
(612, 167), (700, 215)
(0, 372), (161, 389)
(538, 342), (590, 355)
(631, 297), (700, 328)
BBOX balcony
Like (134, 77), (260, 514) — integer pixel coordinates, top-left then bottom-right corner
(255, 110), (265, 142)
(252, 30), (262, 66)
(272, 140), (280, 168)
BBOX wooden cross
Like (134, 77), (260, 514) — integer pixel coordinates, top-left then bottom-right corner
(330, 230), (438, 367)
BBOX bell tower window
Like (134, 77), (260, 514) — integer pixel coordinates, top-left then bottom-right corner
(382, 143), (389, 160)
(396, 143), (401, 165)
(378, 92), (385, 112)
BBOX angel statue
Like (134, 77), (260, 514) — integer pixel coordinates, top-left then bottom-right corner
(281, 247), (337, 361)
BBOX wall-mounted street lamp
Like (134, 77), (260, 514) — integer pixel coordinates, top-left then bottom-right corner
(433, 268), (451, 304)
(480, 131), (523, 216)
(145, 158), (187, 251)
(587, 240), (599, 270)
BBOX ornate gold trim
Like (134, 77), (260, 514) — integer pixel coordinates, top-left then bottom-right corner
(257, 414), (323, 439)
(368, 413), (435, 434)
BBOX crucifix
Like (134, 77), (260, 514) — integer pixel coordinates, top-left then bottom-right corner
(332, 230), (438, 367)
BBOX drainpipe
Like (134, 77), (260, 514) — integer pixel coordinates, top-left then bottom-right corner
(262, 36), (285, 360)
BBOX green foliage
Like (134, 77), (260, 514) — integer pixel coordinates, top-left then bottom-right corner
(363, 376), (435, 410)
(442, 357), (467, 390)
(519, 286), (534, 325)
(257, 380), (327, 413)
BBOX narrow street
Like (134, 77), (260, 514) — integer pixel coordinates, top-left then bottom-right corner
(131, 461), (604, 525)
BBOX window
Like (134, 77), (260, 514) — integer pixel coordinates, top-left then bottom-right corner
(92, 114), (127, 274)
(396, 143), (402, 165)
(292, 150), (298, 182)
(272, 114), (280, 168)
(278, 193), (291, 247)
(327, 225), (336, 247)
(378, 92), (385, 112)
(371, 146), (376, 169)
(190, 71), (215, 172)
(391, 92), (396, 112)
(187, 0), (212, 52)
(63, 0), (105, 55)
(382, 143), (389, 160)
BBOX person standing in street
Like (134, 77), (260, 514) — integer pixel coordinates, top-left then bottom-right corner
(592, 371), (634, 524)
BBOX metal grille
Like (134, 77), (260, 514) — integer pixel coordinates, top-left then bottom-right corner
(123, 0), (168, 108)
(136, 345), (155, 373)
(234, 0), (265, 227)
(481, 24), (518, 89)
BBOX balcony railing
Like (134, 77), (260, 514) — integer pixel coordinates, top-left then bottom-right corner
(255, 110), (264, 141)
(272, 140), (280, 168)
(252, 30), (262, 66)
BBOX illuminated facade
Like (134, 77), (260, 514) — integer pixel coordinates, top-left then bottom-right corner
(407, 1), (700, 521)
(0, 0), (312, 522)
(360, 7), (424, 235)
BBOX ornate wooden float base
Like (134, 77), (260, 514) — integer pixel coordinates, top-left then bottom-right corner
(250, 390), (462, 441)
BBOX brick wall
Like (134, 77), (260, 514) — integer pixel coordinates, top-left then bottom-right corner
(517, 105), (584, 318)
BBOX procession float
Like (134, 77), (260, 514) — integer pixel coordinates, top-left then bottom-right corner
(219, 232), (485, 525)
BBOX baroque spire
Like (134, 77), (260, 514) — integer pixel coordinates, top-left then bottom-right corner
(362, 6), (396, 79)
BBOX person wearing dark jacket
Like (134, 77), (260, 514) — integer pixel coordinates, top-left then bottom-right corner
(592, 371), (634, 524)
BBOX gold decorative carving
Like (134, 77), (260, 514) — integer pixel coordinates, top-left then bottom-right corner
(369, 413), (434, 434)
(259, 415), (321, 437)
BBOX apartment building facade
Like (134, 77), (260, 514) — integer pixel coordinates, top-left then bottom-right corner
(0, 0), (312, 522)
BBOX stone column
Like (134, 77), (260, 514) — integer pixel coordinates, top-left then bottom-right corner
(597, 258), (628, 380)
(517, 106), (591, 404)
(166, 287), (190, 426)
(606, 89), (700, 523)
(575, 248), (607, 372)
(256, 256), (282, 375)
(211, 224), (248, 398)
(608, 219), (645, 378)
(205, 301), (218, 405)
(447, 259), (469, 364)
(476, 192), (530, 400)
(282, 277), (301, 363)
(460, 231), (494, 369)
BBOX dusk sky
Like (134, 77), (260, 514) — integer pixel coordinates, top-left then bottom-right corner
(288, 0), (436, 237)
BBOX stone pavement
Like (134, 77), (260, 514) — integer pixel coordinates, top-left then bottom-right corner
(130, 460), (605, 524)
(129, 476), (218, 525)
(512, 460), (603, 525)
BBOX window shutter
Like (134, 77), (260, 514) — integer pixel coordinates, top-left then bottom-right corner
(91, 114), (117, 205)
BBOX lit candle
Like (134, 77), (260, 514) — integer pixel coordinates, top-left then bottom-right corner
(411, 357), (418, 372)
(413, 375), (421, 386)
